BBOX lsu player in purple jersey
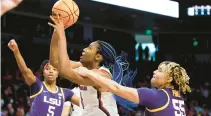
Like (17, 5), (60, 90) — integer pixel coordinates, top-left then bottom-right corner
(8, 39), (79, 116)
(76, 61), (191, 116)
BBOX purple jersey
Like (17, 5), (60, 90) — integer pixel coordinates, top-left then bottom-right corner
(1, 112), (5, 116)
(137, 88), (186, 116)
(29, 77), (74, 116)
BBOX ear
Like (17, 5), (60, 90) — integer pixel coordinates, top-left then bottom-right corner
(167, 76), (173, 83)
(95, 54), (103, 62)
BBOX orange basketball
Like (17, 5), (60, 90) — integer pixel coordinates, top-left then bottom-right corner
(52, 0), (79, 28)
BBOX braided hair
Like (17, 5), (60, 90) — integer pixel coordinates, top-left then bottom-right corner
(159, 61), (191, 94)
(97, 41), (138, 111)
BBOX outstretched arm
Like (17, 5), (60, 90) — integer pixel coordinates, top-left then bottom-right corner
(49, 18), (81, 69)
(75, 66), (140, 104)
(48, 14), (103, 86)
(49, 30), (59, 68)
(8, 39), (36, 85)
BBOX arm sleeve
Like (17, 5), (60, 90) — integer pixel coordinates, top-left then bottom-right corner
(63, 88), (74, 101)
(30, 77), (43, 95)
(137, 88), (158, 108)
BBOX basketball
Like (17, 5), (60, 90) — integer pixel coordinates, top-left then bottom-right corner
(52, 0), (79, 28)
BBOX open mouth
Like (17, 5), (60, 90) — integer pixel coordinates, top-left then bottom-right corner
(80, 52), (86, 59)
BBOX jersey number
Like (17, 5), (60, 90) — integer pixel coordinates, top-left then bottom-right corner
(47, 105), (56, 116)
(172, 99), (185, 116)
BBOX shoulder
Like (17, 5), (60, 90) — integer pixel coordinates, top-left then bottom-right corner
(92, 68), (112, 79)
(137, 87), (158, 94)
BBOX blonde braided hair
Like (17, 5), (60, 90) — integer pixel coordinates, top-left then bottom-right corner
(160, 61), (191, 94)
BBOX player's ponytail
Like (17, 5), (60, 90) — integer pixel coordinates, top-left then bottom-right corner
(97, 41), (138, 111)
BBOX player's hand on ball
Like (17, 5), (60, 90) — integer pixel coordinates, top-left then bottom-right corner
(8, 39), (19, 52)
(48, 13), (65, 35)
(75, 66), (90, 77)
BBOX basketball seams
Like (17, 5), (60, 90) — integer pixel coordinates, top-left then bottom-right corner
(72, 1), (79, 17)
(53, 8), (69, 17)
(72, 0), (75, 23)
(61, 0), (74, 25)
(53, 8), (70, 26)
(53, 0), (79, 27)
(73, 8), (79, 17)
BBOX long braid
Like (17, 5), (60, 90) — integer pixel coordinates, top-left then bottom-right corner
(97, 41), (138, 111)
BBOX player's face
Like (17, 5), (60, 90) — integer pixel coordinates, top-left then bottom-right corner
(80, 41), (100, 64)
(43, 64), (59, 81)
(151, 64), (171, 88)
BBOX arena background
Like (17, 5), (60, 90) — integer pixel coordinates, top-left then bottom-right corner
(1, 0), (211, 115)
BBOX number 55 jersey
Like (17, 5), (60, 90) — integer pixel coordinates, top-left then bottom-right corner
(137, 88), (186, 116)
(29, 77), (74, 116)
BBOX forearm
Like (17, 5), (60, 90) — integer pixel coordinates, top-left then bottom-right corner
(57, 36), (85, 83)
(50, 30), (59, 68)
(87, 70), (121, 93)
(87, 70), (139, 103)
(13, 49), (29, 73)
(57, 31), (72, 75)
(13, 49), (36, 85)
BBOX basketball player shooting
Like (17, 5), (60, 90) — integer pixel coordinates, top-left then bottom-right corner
(48, 13), (137, 115)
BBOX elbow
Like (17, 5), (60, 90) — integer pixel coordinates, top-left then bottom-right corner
(21, 68), (30, 75)
(58, 60), (70, 73)
(58, 69), (67, 78)
(49, 60), (58, 68)
(58, 67), (70, 79)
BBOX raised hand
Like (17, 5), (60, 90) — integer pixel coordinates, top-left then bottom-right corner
(8, 39), (19, 53)
(48, 13), (65, 36)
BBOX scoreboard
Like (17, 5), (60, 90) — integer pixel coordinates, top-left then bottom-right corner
(187, 5), (211, 16)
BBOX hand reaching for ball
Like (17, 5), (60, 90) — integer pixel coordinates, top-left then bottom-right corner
(48, 14), (66, 37)
(8, 39), (19, 53)
(51, 0), (80, 28)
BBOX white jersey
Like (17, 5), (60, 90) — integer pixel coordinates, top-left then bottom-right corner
(79, 66), (119, 116)
(71, 87), (83, 116)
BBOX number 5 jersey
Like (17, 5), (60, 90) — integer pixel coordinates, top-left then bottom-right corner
(29, 77), (74, 116)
